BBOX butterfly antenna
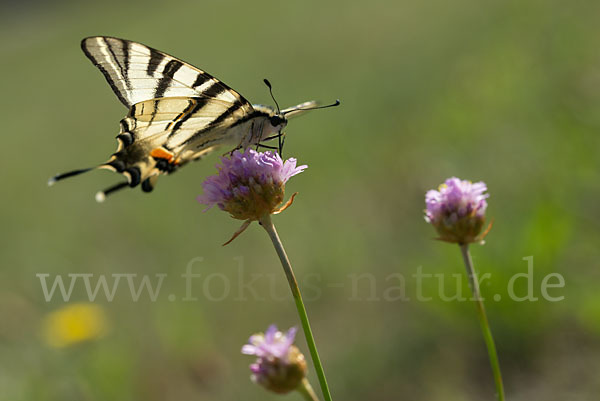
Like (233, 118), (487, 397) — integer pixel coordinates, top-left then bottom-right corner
(95, 181), (129, 203)
(48, 167), (94, 186)
(282, 99), (341, 115)
(263, 79), (281, 113)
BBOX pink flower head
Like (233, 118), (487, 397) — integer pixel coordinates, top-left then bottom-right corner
(242, 324), (298, 359)
(425, 177), (491, 244)
(197, 149), (306, 221)
(241, 325), (306, 394)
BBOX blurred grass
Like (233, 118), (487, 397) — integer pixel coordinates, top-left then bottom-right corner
(1, 0), (600, 400)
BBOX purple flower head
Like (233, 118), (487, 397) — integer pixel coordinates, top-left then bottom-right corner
(425, 177), (491, 244)
(242, 324), (298, 359)
(241, 324), (307, 394)
(197, 149), (306, 221)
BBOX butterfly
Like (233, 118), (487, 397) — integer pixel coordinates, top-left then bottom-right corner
(49, 36), (338, 201)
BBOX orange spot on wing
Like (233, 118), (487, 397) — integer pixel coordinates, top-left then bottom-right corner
(150, 148), (174, 161)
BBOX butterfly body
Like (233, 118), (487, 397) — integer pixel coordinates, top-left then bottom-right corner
(50, 36), (330, 200)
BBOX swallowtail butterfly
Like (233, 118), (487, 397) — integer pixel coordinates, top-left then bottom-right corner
(49, 36), (338, 202)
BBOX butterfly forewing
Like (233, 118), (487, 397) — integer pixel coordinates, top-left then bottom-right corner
(81, 36), (251, 108)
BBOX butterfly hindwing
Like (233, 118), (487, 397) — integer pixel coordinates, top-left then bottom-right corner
(124, 96), (251, 154)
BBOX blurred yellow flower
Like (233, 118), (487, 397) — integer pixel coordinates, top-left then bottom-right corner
(42, 303), (109, 348)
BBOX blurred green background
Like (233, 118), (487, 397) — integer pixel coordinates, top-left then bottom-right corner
(2, 0), (600, 400)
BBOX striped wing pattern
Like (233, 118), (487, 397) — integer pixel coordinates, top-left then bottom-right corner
(78, 36), (257, 195)
(122, 96), (252, 158)
(81, 36), (250, 109)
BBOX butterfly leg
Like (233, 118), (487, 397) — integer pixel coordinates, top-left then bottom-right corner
(257, 131), (285, 155)
(256, 144), (278, 150)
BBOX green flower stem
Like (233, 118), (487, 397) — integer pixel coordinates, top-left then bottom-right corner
(260, 214), (332, 401)
(297, 378), (320, 401)
(459, 244), (506, 401)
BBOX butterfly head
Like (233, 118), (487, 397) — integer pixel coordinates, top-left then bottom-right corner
(268, 113), (288, 132)
(252, 104), (288, 139)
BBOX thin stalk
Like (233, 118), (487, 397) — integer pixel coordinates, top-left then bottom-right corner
(460, 244), (506, 401)
(297, 378), (320, 401)
(260, 214), (332, 401)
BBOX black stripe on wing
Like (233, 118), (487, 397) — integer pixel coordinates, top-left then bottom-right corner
(192, 73), (210, 88)
(81, 38), (130, 107)
(202, 102), (245, 131)
(178, 102), (248, 149)
(154, 60), (183, 99)
(167, 84), (227, 139)
(81, 36), (253, 108)
(168, 98), (210, 136)
(147, 49), (163, 76)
